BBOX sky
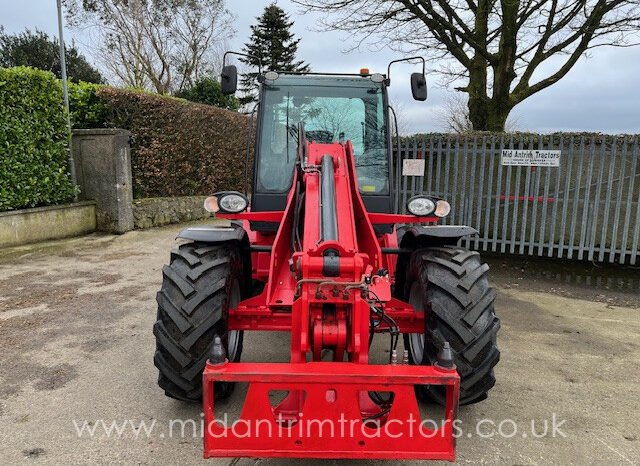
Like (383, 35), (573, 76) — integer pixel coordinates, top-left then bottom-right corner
(1, 0), (639, 134)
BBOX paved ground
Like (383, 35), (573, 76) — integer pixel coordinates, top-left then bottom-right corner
(0, 220), (639, 465)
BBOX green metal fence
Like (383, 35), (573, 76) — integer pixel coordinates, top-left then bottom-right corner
(393, 134), (640, 264)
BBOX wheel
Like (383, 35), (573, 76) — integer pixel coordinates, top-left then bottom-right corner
(403, 245), (500, 405)
(153, 241), (244, 402)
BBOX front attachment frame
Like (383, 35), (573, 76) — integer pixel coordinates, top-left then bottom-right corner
(203, 361), (459, 460)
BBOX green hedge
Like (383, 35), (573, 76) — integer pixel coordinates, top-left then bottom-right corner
(68, 81), (106, 129)
(95, 87), (251, 198)
(0, 66), (77, 211)
(1, 66), (250, 210)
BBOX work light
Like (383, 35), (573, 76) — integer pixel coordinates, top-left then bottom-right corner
(407, 196), (436, 216)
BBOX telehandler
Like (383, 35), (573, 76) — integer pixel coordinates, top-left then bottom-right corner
(153, 53), (500, 460)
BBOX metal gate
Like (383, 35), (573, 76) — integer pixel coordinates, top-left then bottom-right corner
(393, 133), (640, 265)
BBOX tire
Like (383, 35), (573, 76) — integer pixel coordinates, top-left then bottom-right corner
(403, 245), (500, 405)
(154, 241), (244, 402)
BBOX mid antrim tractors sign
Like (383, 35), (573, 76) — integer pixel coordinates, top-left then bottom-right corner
(501, 149), (561, 167)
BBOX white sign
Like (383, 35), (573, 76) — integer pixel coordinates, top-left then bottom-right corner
(402, 158), (425, 176)
(501, 149), (561, 167)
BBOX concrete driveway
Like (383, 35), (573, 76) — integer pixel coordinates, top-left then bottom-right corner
(0, 220), (639, 465)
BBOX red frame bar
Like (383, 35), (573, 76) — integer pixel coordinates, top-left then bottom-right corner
(228, 308), (292, 331)
(217, 211), (284, 222)
(228, 298), (423, 334)
(203, 361), (459, 460)
(368, 213), (438, 224)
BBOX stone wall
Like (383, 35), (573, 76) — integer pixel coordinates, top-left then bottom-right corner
(132, 196), (210, 229)
(0, 201), (96, 248)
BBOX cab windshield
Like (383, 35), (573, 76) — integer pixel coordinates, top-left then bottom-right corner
(256, 75), (389, 194)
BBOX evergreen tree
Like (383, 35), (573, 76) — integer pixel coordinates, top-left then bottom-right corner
(240, 3), (309, 105)
(0, 28), (104, 84)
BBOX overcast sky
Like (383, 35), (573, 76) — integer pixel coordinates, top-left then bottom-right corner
(1, 0), (639, 134)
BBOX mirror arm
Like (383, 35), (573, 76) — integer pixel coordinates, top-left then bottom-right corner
(223, 51), (263, 74)
(245, 102), (260, 196)
(386, 56), (426, 85)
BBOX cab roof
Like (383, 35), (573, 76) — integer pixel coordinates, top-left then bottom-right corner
(264, 73), (384, 88)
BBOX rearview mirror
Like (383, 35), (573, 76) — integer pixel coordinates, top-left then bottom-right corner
(221, 65), (238, 95)
(411, 72), (427, 101)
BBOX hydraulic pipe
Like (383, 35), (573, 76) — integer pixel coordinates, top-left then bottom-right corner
(320, 155), (338, 242)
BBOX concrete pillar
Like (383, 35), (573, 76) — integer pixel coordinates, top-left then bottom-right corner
(72, 129), (134, 233)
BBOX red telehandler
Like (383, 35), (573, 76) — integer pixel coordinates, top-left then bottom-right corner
(153, 53), (500, 460)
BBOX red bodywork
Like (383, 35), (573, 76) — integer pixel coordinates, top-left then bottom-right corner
(203, 141), (459, 460)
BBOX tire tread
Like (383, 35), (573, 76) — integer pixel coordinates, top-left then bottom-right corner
(154, 242), (243, 402)
(405, 245), (500, 405)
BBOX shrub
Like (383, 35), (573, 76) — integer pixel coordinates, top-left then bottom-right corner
(0, 66), (77, 211)
(96, 87), (252, 198)
(68, 81), (107, 128)
(174, 77), (240, 111)
(1, 66), (251, 209)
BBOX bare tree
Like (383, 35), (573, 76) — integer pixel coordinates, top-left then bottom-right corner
(294, 0), (640, 131)
(64, 0), (234, 94)
(435, 93), (521, 133)
(435, 94), (474, 133)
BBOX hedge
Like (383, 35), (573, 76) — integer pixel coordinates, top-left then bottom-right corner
(0, 66), (77, 211)
(1, 67), (250, 209)
(95, 87), (251, 198)
(68, 80), (106, 129)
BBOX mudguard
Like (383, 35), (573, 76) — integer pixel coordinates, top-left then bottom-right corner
(177, 223), (248, 244)
(177, 223), (252, 289)
(398, 224), (478, 249)
(393, 225), (478, 298)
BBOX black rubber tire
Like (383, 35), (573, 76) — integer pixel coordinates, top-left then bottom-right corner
(403, 245), (500, 405)
(154, 241), (244, 402)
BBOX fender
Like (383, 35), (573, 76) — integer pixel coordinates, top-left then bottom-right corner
(177, 223), (248, 244)
(393, 225), (478, 299)
(398, 225), (478, 249)
(177, 223), (252, 289)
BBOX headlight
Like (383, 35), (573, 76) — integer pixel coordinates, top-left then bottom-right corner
(204, 192), (248, 214)
(407, 196), (436, 216)
(434, 199), (451, 218)
(219, 192), (248, 213)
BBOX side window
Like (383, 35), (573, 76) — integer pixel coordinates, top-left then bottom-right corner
(258, 94), (297, 192)
(356, 93), (388, 194)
